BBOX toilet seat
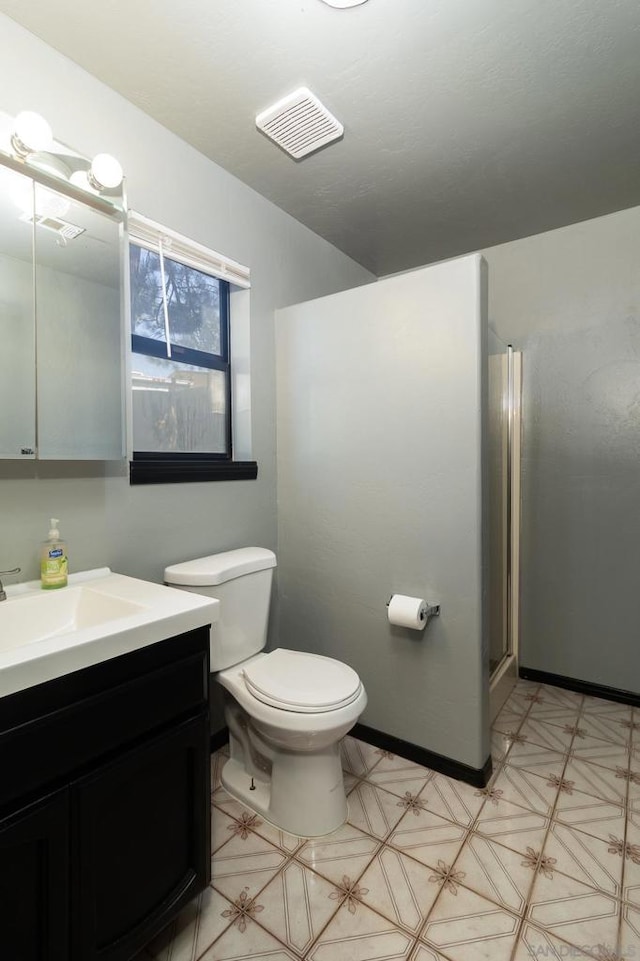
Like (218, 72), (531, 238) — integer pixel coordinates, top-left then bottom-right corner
(242, 648), (362, 714)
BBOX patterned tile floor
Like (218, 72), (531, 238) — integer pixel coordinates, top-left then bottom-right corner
(137, 680), (640, 960)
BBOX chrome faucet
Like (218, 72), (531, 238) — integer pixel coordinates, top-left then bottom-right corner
(0, 567), (21, 601)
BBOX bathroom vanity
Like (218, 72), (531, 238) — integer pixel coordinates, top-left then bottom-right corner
(0, 571), (218, 961)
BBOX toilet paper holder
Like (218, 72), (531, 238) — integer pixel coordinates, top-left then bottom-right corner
(386, 596), (441, 624)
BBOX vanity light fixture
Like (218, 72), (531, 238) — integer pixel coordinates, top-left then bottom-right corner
(10, 111), (53, 158)
(6, 110), (125, 202)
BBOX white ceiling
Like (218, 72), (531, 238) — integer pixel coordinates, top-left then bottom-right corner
(1, 0), (639, 275)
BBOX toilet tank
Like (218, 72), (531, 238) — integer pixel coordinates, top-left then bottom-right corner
(164, 548), (277, 671)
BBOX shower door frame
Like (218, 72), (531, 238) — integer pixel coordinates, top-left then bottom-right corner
(490, 347), (522, 722)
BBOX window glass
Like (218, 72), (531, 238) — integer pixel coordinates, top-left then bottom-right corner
(130, 246), (222, 354)
(164, 259), (221, 355)
(130, 246), (165, 342)
(129, 233), (233, 471)
(131, 353), (227, 453)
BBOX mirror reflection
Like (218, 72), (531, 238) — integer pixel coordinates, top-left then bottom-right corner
(0, 164), (35, 457)
(0, 164), (124, 460)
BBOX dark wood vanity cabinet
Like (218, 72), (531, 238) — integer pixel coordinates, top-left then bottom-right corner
(0, 788), (70, 961)
(0, 627), (211, 961)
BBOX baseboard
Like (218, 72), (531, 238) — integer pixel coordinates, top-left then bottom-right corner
(210, 726), (229, 753)
(519, 667), (640, 708)
(352, 722), (492, 789)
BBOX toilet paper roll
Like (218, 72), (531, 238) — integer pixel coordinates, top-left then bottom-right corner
(387, 594), (427, 630)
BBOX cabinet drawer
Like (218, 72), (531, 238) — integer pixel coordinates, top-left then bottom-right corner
(0, 648), (208, 811)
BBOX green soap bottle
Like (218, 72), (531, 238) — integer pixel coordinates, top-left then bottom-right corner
(41, 517), (68, 590)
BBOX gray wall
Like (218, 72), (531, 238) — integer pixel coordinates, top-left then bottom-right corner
(482, 205), (640, 692)
(276, 255), (489, 770)
(0, 18), (374, 732)
(0, 15), (373, 586)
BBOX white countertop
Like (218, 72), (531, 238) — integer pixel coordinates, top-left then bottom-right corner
(0, 568), (218, 699)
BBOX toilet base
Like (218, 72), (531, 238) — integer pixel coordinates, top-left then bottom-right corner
(221, 744), (348, 838)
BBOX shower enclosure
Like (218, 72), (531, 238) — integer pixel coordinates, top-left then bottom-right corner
(488, 334), (522, 720)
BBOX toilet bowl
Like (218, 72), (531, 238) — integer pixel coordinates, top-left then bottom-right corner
(164, 548), (367, 837)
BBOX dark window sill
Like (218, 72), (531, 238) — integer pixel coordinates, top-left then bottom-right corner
(130, 457), (258, 485)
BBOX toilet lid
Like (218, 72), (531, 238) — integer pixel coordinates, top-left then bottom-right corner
(242, 649), (362, 714)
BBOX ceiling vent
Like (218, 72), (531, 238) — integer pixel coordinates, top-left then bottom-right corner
(256, 87), (343, 160)
(20, 212), (85, 240)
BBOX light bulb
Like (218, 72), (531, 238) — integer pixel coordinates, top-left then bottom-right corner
(88, 153), (123, 190)
(69, 169), (98, 195)
(11, 111), (53, 157)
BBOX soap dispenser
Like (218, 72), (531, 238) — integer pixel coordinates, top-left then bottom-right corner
(41, 518), (68, 590)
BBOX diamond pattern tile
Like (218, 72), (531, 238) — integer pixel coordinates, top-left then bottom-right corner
(421, 882), (520, 961)
(570, 737), (631, 771)
(505, 742), (567, 779)
(543, 821), (623, 896)
(452, 833), (537, 914)
(341, 736), (382, 777)
(257, 860), (339, 955)
(144, 682), (640, 960)
(295, 821), (379, 885)
(490, 764), (560, 815)
(518, 717), (577, 753)
(621, 823), (640, 907)
(512, 921), (605, 960)
(367, 755), (433, 799)
(347, 781), (408, 839)
(357, 844), (442, 933)
(211, 829), (288, 902)
(527, 687), (583, 718)
(474, 793), (549, 856)
(577, 711), (633, 746)
(527, 867), (620, 951)
(308, 899), (414, 960)
(620, 902), (640, 959)
(563, 758), (628, 803)
(387, 807), (468, 869)
(422, 774), (486, 827)
(553, 795), (626, 846)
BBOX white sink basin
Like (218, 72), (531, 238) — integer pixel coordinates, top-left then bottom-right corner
(0, 568), (219, 698)
(0, 586), (147, 651)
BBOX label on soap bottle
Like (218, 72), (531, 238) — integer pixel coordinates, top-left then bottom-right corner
(41, 548), (68, 589)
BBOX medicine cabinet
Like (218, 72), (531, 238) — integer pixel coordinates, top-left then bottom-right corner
(0, 161), (125, 460)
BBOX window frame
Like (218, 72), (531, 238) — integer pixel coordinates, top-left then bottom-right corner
(127, 215), (257, 485)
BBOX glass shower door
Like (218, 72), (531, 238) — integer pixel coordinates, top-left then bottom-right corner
(488, 336), (509, 674)
(488, 334), (522, 719)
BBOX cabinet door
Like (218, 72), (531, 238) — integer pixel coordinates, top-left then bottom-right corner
(34, 182), (124, 460)
(71, 714), (210, 961)
(0, 788), (70, 961)
(0, 165), (36, 458)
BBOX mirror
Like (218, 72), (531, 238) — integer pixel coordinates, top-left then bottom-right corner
(0, 164), (124, 460)
(0, 164), (36, 457)
(34, 183), (123, 459)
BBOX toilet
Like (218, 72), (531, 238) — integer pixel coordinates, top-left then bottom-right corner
(164, 547), (367, 837)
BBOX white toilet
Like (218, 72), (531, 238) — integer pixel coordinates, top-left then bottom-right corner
(164, 547), (367, 837)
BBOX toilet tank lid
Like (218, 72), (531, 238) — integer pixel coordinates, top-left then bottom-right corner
(164, 547), (276, 586)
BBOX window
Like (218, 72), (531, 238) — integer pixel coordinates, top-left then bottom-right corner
(127, 213), (256, 484)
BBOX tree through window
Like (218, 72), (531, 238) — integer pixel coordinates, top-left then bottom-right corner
(130, 241), (231, 456)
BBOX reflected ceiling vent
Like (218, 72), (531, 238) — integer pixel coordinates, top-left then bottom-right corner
(20, 211), (85, 240)
(256, 87), (343, 160)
